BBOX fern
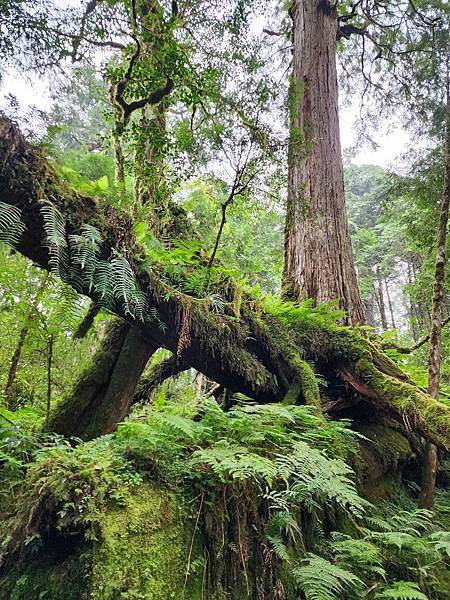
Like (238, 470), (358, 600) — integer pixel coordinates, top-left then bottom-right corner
(191, 442), (279, 485)
(271, 441), (369, 517)
(40, 201), (68, 276)
(293, 553), (364, 600)
(110, 255), (149, 320)
(429, 530), (450, 558)
(265, 510), (301, 562)
(69, 224), (102, 291)
(331, 535), (386, 579)
(92, 259), (114, 303)
(375, 581), (428, 599)
(0, 202), (26, 246)
(53, 283), (88, 331)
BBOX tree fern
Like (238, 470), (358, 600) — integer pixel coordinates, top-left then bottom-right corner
(0, 202), (25, 246)
(293, 553), (364, 600)
(375, 581), (428, 600)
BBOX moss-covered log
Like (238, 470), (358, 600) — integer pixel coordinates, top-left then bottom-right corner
(1, 117), (450, 448)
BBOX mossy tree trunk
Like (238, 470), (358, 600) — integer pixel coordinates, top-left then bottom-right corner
(283, 0), (365, 325)
(47, 319), (157, 439)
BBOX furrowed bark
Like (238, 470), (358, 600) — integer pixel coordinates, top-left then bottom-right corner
(283, 0), (365, 325)
(1, 117), (450, 449)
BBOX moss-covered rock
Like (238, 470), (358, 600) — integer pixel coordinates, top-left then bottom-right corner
(354, 424), (413, 501)
(91, 483), (203, 600)
(1, 483), (204, 600)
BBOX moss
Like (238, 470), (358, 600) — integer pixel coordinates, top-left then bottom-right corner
(353, 424), (412, 502)
(354, 358), (450, 448)
(293, 355), (321, 408)
(91, 483), (203, 600)
(282, 354), (321, 409)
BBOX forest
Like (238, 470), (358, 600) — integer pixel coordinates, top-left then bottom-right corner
(0, 0), (449, 598)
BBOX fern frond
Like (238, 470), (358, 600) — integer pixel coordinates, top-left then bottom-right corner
(110, 255), (149, 320)
(40, 201), (68, 276)
(429, 530), (450, 558)
(0, 202), (25, 246)
(69, 224), (102, 290)
(375, 581), (428, 599)
(266, 533), (290, 562)
(293, 553), (364, 600)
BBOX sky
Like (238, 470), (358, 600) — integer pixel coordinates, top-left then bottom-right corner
(0, 69), (411, 171)
(0, 67), (411, 170)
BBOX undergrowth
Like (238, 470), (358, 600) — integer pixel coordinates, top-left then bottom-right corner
(0, 398), (449, 599)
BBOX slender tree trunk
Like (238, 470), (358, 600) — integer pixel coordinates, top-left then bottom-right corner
(283, 0), (364, 325)
(375, 268), (388, 331)
(419, 65), (450, 510)
(406, 258), (419, 341)
(4, 274), (48, 409)
(385, 279), (396, 329)
(364, 293), (376, 327)
(45, 334), (53, 429)
(46, 320), (157, 439)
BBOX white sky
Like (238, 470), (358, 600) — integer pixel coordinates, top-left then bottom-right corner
(0, 68), (410, 169)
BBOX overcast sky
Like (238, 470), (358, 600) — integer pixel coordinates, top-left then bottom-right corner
(0, 67), (410, 170)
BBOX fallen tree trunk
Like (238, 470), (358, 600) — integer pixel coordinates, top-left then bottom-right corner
(1, 117), (450, 448)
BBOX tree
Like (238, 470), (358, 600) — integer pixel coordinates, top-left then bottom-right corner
(283, 0), (448, 326)
(419, 61), (450, 509)
(283, 0), (365, 324)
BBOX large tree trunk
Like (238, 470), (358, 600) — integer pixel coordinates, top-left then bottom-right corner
(47, 320), (157, 439)
(419, 66), (450, 509)
(2, 116), (450, 450)
(283, 0), (364, 325)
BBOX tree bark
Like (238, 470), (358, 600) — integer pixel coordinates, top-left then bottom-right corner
(385, 279), (396, 329)
(47, 320), (157, 439)
(283, 0), (365, 325)
(419, 65), (450, 510)
(364, 293), (376, 327)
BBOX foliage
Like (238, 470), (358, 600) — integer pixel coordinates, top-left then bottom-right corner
(293, 553), (364, 600)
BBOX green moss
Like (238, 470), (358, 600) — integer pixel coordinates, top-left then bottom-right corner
(282, 354), (321, 409)
(354, 358), (450, 448)
(91, 483), (203, 600)
(353, 424), (412, 502)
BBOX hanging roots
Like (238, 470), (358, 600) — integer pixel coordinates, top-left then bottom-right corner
(177, 304), (192, 357)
